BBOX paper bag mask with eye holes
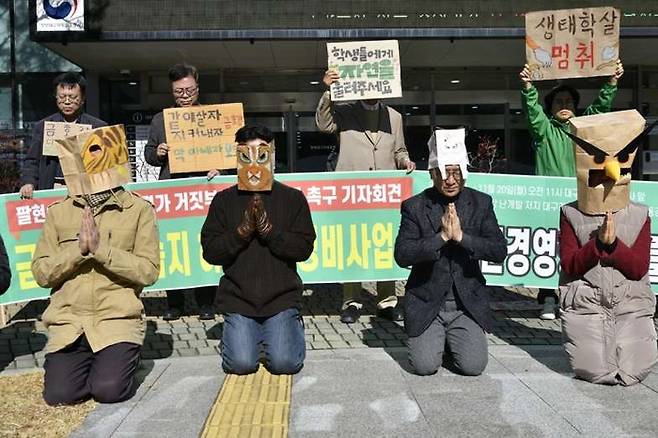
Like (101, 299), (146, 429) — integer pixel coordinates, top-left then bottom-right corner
(55, 124), (133, 196)
(236, 140), (275, 191)
(427, 128), (469, 180)
(567, 110), (656, 215)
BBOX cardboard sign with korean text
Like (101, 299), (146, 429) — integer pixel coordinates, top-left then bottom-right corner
(42, 121), (92, 156)
(327, 40), (402, 101)
(164, 103), (244, 174)
(525, 7), (620, 81)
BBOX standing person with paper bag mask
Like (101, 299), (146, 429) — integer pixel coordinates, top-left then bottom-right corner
(143, 63), (220, 321)
(32, 125), (160, 405)
(315, 68), (416, 324)
(20, 72), (106, 199)
(558, 110), (657, 386)
(519, 60), (624, 320)
(394, 128), (507, 376)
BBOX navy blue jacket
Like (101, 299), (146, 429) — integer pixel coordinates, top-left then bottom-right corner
(394, 186), (507, 337)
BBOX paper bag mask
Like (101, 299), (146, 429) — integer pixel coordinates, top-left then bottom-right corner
(567, 110), (654, 215)
(428, 128), (469, 180)
(237, 140), (275, 191)
(56, 124), (132, 196)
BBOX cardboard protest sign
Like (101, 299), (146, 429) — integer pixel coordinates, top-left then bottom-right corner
(42, 121), (92, 156)
(164, 103), (244, 174)
(525, 7), (620, 81)
(327, 40), (401, 101)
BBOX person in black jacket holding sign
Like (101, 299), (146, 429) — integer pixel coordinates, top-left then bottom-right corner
(20, 72), (106, 199)
(144, 63), (220, 321)
(201, 125), (316, 375)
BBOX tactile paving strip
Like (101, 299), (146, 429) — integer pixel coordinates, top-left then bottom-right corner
(200, 366), (291, 438)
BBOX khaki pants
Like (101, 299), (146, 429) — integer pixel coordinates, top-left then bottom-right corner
(342, 281), (397, 310)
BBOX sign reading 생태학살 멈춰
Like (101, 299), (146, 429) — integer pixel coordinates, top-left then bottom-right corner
(164, 103), (244, 174)
(327, 40), (402, 101)
(1, 171), (657, 306)
(525, 6), (620, 81)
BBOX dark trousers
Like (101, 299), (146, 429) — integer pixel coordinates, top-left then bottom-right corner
(537, 288), (558, 304)
(407, 298), (488, 376)
(166, 286), (216, 310)
(43, 335), (140, 406)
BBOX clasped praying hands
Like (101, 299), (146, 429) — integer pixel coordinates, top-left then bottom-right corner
(79, 206), (100, 256)
(440, 203), (463, 243)
(237, 194), (273, 240)
(597, 210), (616, 246)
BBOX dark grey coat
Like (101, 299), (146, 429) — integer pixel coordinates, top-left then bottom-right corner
(394, 186), (507, 337)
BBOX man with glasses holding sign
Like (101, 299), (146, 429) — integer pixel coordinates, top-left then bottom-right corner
(20, 72), (107, 199)
(144, 63), (220, 321)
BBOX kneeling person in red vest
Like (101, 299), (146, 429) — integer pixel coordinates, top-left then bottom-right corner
(560, 110), (657, 385)
(32, 125), (160, 405)
(201, 125), (316, 374)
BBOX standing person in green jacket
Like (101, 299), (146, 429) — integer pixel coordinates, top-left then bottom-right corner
(519, 59), (624, 319)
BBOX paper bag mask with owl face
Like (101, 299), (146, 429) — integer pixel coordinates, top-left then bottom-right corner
(55, 124), (133, 196)
(567, 110), (654, 215)
(427, 128), (469, 180)
(237, 139), (275, 191)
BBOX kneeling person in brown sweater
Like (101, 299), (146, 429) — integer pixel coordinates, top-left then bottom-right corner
(201, 125), (316, 374)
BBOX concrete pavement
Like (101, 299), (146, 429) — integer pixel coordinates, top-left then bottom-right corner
(68, 346), (658, 437)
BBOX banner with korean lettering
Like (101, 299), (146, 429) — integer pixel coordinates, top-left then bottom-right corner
(327, 40), (402, 101)
(164, 103), (244, 174)
(525, 7), (620, 81)
(0, 171), (657, 305)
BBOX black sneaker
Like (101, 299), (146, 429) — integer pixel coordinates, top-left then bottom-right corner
(340, 304), (360, 324)
(377, 306), (403, 322)
(162, 307), (182, 321)
(198, 306), (215, 320)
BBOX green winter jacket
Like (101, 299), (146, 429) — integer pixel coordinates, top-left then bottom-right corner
(521, 83), (617, 177)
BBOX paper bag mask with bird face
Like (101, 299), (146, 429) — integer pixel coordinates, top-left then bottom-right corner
(567, 110), (654, 214)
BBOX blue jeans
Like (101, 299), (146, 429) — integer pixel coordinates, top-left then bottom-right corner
(221, 308), (305, 375)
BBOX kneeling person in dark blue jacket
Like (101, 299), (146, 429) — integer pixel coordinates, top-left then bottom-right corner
(394, 128), (507, 376)
(201, 125), (316, 375)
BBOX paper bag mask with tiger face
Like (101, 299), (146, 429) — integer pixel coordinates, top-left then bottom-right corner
(55, 124), (133, 195)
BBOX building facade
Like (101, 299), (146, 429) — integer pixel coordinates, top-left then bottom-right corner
(1, 0), (657, 180)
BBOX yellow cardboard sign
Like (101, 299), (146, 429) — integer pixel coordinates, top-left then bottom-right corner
(525, 7), (620, 81)
(164, 103), (244, 174)
(42, 121), (92, 156)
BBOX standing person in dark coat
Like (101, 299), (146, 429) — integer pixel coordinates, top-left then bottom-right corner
(143, 63), (220, 321)
(20, 72), (106, 199)
(394, 128), (507, 376)
(201, 125), (316, 375)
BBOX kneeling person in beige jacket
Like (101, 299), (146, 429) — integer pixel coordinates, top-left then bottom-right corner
(32, 125), (160, 405)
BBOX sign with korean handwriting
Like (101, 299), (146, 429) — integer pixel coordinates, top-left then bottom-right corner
(327, 40), (402, 101)
(164, 103), (244, 174)
(525, 7), (620, 81)
(42, 122), (92, 156)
